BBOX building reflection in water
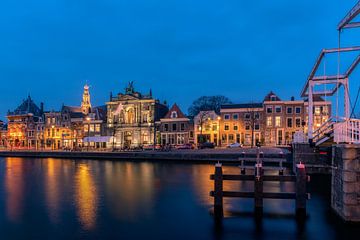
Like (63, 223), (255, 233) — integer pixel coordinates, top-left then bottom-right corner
(75, 163), (98, 230)
(44, 158), (62, 224)
(104, 161), (155, 221)
(4, 158), (24, 223)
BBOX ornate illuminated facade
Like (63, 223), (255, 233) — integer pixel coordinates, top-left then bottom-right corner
(107, 82), (168, 149)
(0, 120), (7, 148)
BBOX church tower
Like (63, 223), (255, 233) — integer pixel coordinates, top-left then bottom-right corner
(81, 84), (92, 114)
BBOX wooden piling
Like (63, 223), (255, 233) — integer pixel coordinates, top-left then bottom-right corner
(254, 163), (263, 215)
(214, 163), (223, 217)
(296, 163), (307, 218)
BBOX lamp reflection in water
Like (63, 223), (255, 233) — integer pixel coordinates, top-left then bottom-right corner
(44, 158), (61, 224)
(75, 163), (98, 230)
(4, 158), (24, 223)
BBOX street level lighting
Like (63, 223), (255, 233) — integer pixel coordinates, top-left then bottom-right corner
(217, 116), (221, 147)
(86, 117), (91, 151)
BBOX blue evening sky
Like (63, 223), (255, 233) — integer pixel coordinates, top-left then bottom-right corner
(0, 0), (360, 119)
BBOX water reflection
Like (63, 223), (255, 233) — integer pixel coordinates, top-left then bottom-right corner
(75, 163), (98, 230)
(44, 159), (61, 223)
(103, 161), (155, 221)
(4, 158), (24, 223)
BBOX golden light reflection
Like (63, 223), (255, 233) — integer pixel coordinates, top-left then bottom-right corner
(75, 164), (98, 230)
(4, 158), (24, 223)
(45, 158), (61, 223)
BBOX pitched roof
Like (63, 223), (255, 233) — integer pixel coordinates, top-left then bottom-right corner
(164, 103), (187, 119)
(221, 103), (263, 109)
(263, 91), (282, 102)
(8, 95), (42, 116)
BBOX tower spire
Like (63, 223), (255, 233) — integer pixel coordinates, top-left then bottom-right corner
(81, 83), (92, 114)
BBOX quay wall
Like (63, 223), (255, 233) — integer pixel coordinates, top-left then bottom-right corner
(0, 150), (290, 164)
(332, 144), (360, 222)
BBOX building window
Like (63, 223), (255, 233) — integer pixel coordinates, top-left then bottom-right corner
(255, 124), (260, 130)
(181, 123), (185, 131)
(224, 114), (230, 120)
(212, 124), (218, 131)
(172, 123), (177, 131)
(266, 106), (273, 113)
(224, 124), (229, 131)
(295, 107), (301, 114)
(255, 113), (260, 119)
(233, 114), (238, 120)
(221, 134), (227, 142)
(267, 117), (272, 127)
(236, 134), (240, 143)
(245, 113), (250, 119)
(295, 118), (301, 128)
(89, 124), (95, 132)
(171, 111), (178, 118)
(233, 125), (238, 131)
(287, 107), (293, 114)
(287, 118), (293, 128)
(271, 95), (277, 101)
(275, 116), (281, 127)
(229, 134), (234, 141)
(245, 123), (250, 130)
(314, 106), (321, 115)
(164, 124), (169, 132)
(95, 124), (101, 132)
(275, 106), (282, 113)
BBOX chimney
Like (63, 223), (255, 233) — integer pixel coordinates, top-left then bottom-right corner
(291, 96), (295, 101)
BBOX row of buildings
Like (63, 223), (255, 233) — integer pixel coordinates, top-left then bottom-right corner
(0, 82), (331, 150)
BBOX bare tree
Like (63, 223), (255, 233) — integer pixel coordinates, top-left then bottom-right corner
(188, 95), (232, 116)
(246, 103), (261, 148)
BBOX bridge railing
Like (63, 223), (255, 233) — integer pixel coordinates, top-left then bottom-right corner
(313, 117), (336, 142)
(334, 118), (360, 144)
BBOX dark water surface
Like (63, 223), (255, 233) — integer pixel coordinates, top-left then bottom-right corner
(0, 157), (358, 240)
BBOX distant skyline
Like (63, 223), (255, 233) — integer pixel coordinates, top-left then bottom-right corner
(1, 0), (360, 119)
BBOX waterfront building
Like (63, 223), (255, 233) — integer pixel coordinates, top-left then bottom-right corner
(0, 120), (7, 148)
(263, 92), (331, 145)
(6, 95), (44, 149)
(159, 104), (193, 146)
(194, 111), (221, 146)
(43, 84), (108, 150)
(106, 82), (168, 149)
(220, 103), (263, 147)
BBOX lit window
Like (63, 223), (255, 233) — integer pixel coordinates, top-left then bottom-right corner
(267, 117), (272, 127)
(275, 116), (281, 127)
(314, 106), (321, 115)
(224, 124), (229, 131)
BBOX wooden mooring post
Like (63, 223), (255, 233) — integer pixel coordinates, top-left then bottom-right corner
(210, 162), (309, 218)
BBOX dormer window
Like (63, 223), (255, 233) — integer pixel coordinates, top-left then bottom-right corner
(171, 111), (178, 118)
(271, 95), (277, 101)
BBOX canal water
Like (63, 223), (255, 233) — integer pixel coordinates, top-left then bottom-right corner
(0, 157), (358, 240)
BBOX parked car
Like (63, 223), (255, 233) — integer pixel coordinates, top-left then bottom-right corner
(198, 142), (215, 149)
(227, 142), (243, 148)
(176, 143), (195, 150)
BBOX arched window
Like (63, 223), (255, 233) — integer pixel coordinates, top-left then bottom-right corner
(171, 111), (178, 118)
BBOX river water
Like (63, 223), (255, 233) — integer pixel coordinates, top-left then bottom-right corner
(0, 157), (358, 240)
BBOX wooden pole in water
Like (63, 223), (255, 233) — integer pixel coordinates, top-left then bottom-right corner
(214, 163), (223, 217)
(254, 162), (263, 216)
(296, 163), (307, 218)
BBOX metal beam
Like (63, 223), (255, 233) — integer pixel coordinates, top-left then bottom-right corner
(338, 1), (360, 30)
(342, 22), (360, 29)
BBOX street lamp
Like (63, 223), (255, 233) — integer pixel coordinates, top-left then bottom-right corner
(51, 125), (55, 150)
(217, 116), (221, 147)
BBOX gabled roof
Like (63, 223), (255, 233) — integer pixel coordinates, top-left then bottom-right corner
(92, 105), (107, 121)
(263, 91), (281, 102)
(164, 104), (187, 119)
(8, 95), (42, 116)
(221, 103), (263, 109)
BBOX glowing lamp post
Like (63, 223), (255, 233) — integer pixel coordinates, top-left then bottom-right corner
(86, 117), (91, 151)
